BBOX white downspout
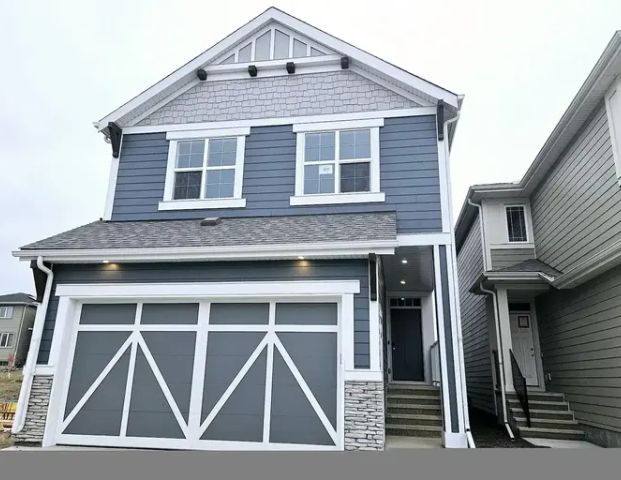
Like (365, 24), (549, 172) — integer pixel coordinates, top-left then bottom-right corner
(443, 112), (475, 448)
(468, 198), (514, 439)
(12, 256), (54, 434)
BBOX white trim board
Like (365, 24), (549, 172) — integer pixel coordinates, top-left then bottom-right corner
(95, 7), (459, 131)
(121, 107), (436, 135)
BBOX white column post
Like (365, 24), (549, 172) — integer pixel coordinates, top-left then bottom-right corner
(496, 286), (515, 392)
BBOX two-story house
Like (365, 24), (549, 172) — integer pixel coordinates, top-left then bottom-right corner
(0, 293), (36, 368)
(456, 32), (621, 447)
(11, 8), (471, 450)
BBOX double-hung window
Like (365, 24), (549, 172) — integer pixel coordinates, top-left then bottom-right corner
(0, 306), (13, 318)
(159, 127), (249, 210)
(506, 206), (528, 243)
(291, 119), (385, 205)
(0, 332), (14, 348)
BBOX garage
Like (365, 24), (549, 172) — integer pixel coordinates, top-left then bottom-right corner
(53, 298), (341, 450)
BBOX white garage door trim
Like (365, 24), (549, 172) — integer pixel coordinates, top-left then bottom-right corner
(43, 281), (359, 451)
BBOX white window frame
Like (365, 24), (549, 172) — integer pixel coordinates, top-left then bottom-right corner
(290, 118), (385, 206)
(505, 205), (529, 243)
(0, 332), (14, 348)
(605, 75), (621, 185)
(0, 306), (14, 318)
(159, 127), (250, 211)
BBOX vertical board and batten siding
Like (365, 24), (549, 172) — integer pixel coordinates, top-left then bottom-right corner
(489, 248), (536, 270)
(531, 103), (621, 272)
(38, 260), (371, 368)
(536, 263), (621, 434)
(457, 215), (495, 413)
(111, 116), (442, 233)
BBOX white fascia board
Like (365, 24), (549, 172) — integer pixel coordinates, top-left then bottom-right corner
(122, 107), (436, 135)
(293, 118), (384, 132)
(95, 8), (458, 130)
(55, 280), (361, 298)
(13, 240), (396, 263)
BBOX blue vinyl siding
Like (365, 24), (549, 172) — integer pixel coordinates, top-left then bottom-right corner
(38, 260), (371, 368)
(112, 116), (442, 233)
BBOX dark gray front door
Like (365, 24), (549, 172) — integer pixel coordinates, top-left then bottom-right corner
(390, 309), (424, 381)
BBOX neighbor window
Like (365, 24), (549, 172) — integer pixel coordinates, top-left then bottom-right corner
(0, 333), (14, 348)
(160, 129), (248, 211)
(0, 306), (13, 318)
(506, 206), (528, 242)
(291, 120), (384, 205)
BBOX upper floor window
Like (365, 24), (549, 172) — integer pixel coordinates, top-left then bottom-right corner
(506, 206), (528, 242)
(159, 128), (249, 211)
(291, 119), (385, 206)
(605, 76), (621, 184)
(0, 306), (13, 318)
(0, 332), (14, 348)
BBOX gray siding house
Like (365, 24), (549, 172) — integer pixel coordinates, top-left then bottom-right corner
(11, 8), (471, 450)
(456, 32), (621, 447)
(0, 293), (37, 368)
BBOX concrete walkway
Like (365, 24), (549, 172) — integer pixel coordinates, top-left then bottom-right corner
(385, 436), (443, 449)
(524, 438), (601, 448)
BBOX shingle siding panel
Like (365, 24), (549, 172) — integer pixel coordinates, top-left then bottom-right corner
(456, 215), (495, 414)
(137, 71), (420, 126)
(111, 117), (442, 233)
(38, 260), (371, 368)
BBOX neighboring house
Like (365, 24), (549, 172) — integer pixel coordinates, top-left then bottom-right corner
(10, 8), (471, 450)
(456, 32), (621, 447)
(0, 293), (37, 368)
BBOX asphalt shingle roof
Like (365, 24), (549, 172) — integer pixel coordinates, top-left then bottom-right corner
(0, 293), (36, 304)
(495, 259), (562, 277)
(21, 212), (397, 251)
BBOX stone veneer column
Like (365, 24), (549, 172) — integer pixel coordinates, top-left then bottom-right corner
(12, 375), (53, 444)
(344, 380), (385, 450)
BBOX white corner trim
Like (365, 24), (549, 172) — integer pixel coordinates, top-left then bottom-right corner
(289, 192), (385, 206)
(121, 108), (436, 135)
(103, 154), (121, 221)
(158, 198), (247, 211)
(166, 126), (251, 140)
(292, 118), (384, 132)
(54, 280), (361, 299)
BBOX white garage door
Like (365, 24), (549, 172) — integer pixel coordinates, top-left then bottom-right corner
(55, 300), (341, 450)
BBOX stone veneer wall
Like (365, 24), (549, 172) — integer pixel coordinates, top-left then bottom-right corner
(344, 380), (385, 450)
(12, 375), (53, 444)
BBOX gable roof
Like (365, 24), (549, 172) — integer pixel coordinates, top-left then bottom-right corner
(95, 7), (461, 133)
(455, 31), (621, 249)
(0, 293), (36, 305)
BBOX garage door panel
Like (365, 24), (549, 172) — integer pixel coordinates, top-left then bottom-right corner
(141, 331), (195, 422)
(79, 304), (136, 324)
(202, 348), (267, 442)
(63, 349), (130, 436)
(141, 303), (199, 324)
(64, 331), (131, 417)
(277, 332), (337, 429)
(209, 303), (270, 324)
(275, 303), (337, 325)
(201, 332), (266, 423)
(126, 349), (185, 439)
(269, 349), (335, 446)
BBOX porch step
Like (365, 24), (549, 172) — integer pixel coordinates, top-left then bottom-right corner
(387, 404), (442, 416)
(513, 417), (580, 430)
(517, 427), (585, 441)
(508, 399), (569, 411)
(385, 424), (443, 437)
(506, 391), (565, 402)
(527, 409), (575, 421)
(386, 413), (443, 427)
(386, 394), (440, 405)
(388, 386), (440, 397)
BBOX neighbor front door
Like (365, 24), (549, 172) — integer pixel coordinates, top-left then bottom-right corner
(509, 312), (539, 386)
(390, 309), (424, 381)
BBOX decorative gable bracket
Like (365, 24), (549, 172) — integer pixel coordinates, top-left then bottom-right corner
(436, 100), (445, 141)
(108, 122), (122, 158)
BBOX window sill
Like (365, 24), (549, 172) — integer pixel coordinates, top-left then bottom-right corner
(158, 198), (246, 211)
(289, 192), (385, 206)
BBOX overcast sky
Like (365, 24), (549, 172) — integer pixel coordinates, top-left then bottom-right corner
(1, 0), (620, 295)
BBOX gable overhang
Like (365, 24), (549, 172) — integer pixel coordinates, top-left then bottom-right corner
(454, 31), (621, 245)
(94, 7), (461, 134)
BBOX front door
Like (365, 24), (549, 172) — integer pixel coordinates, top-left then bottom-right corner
(510, 312), (538, 386)
(390, 309), (424, 381)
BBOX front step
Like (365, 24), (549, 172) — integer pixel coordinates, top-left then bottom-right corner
(386, 385), (442, 438)
(508, 399), (569, 411)
(513, 417), (580, 431)
(517, 427), (585, 440)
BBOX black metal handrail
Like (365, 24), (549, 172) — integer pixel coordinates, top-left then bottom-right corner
(492, 350), (501, 390)
(509, 349), (531, 427)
